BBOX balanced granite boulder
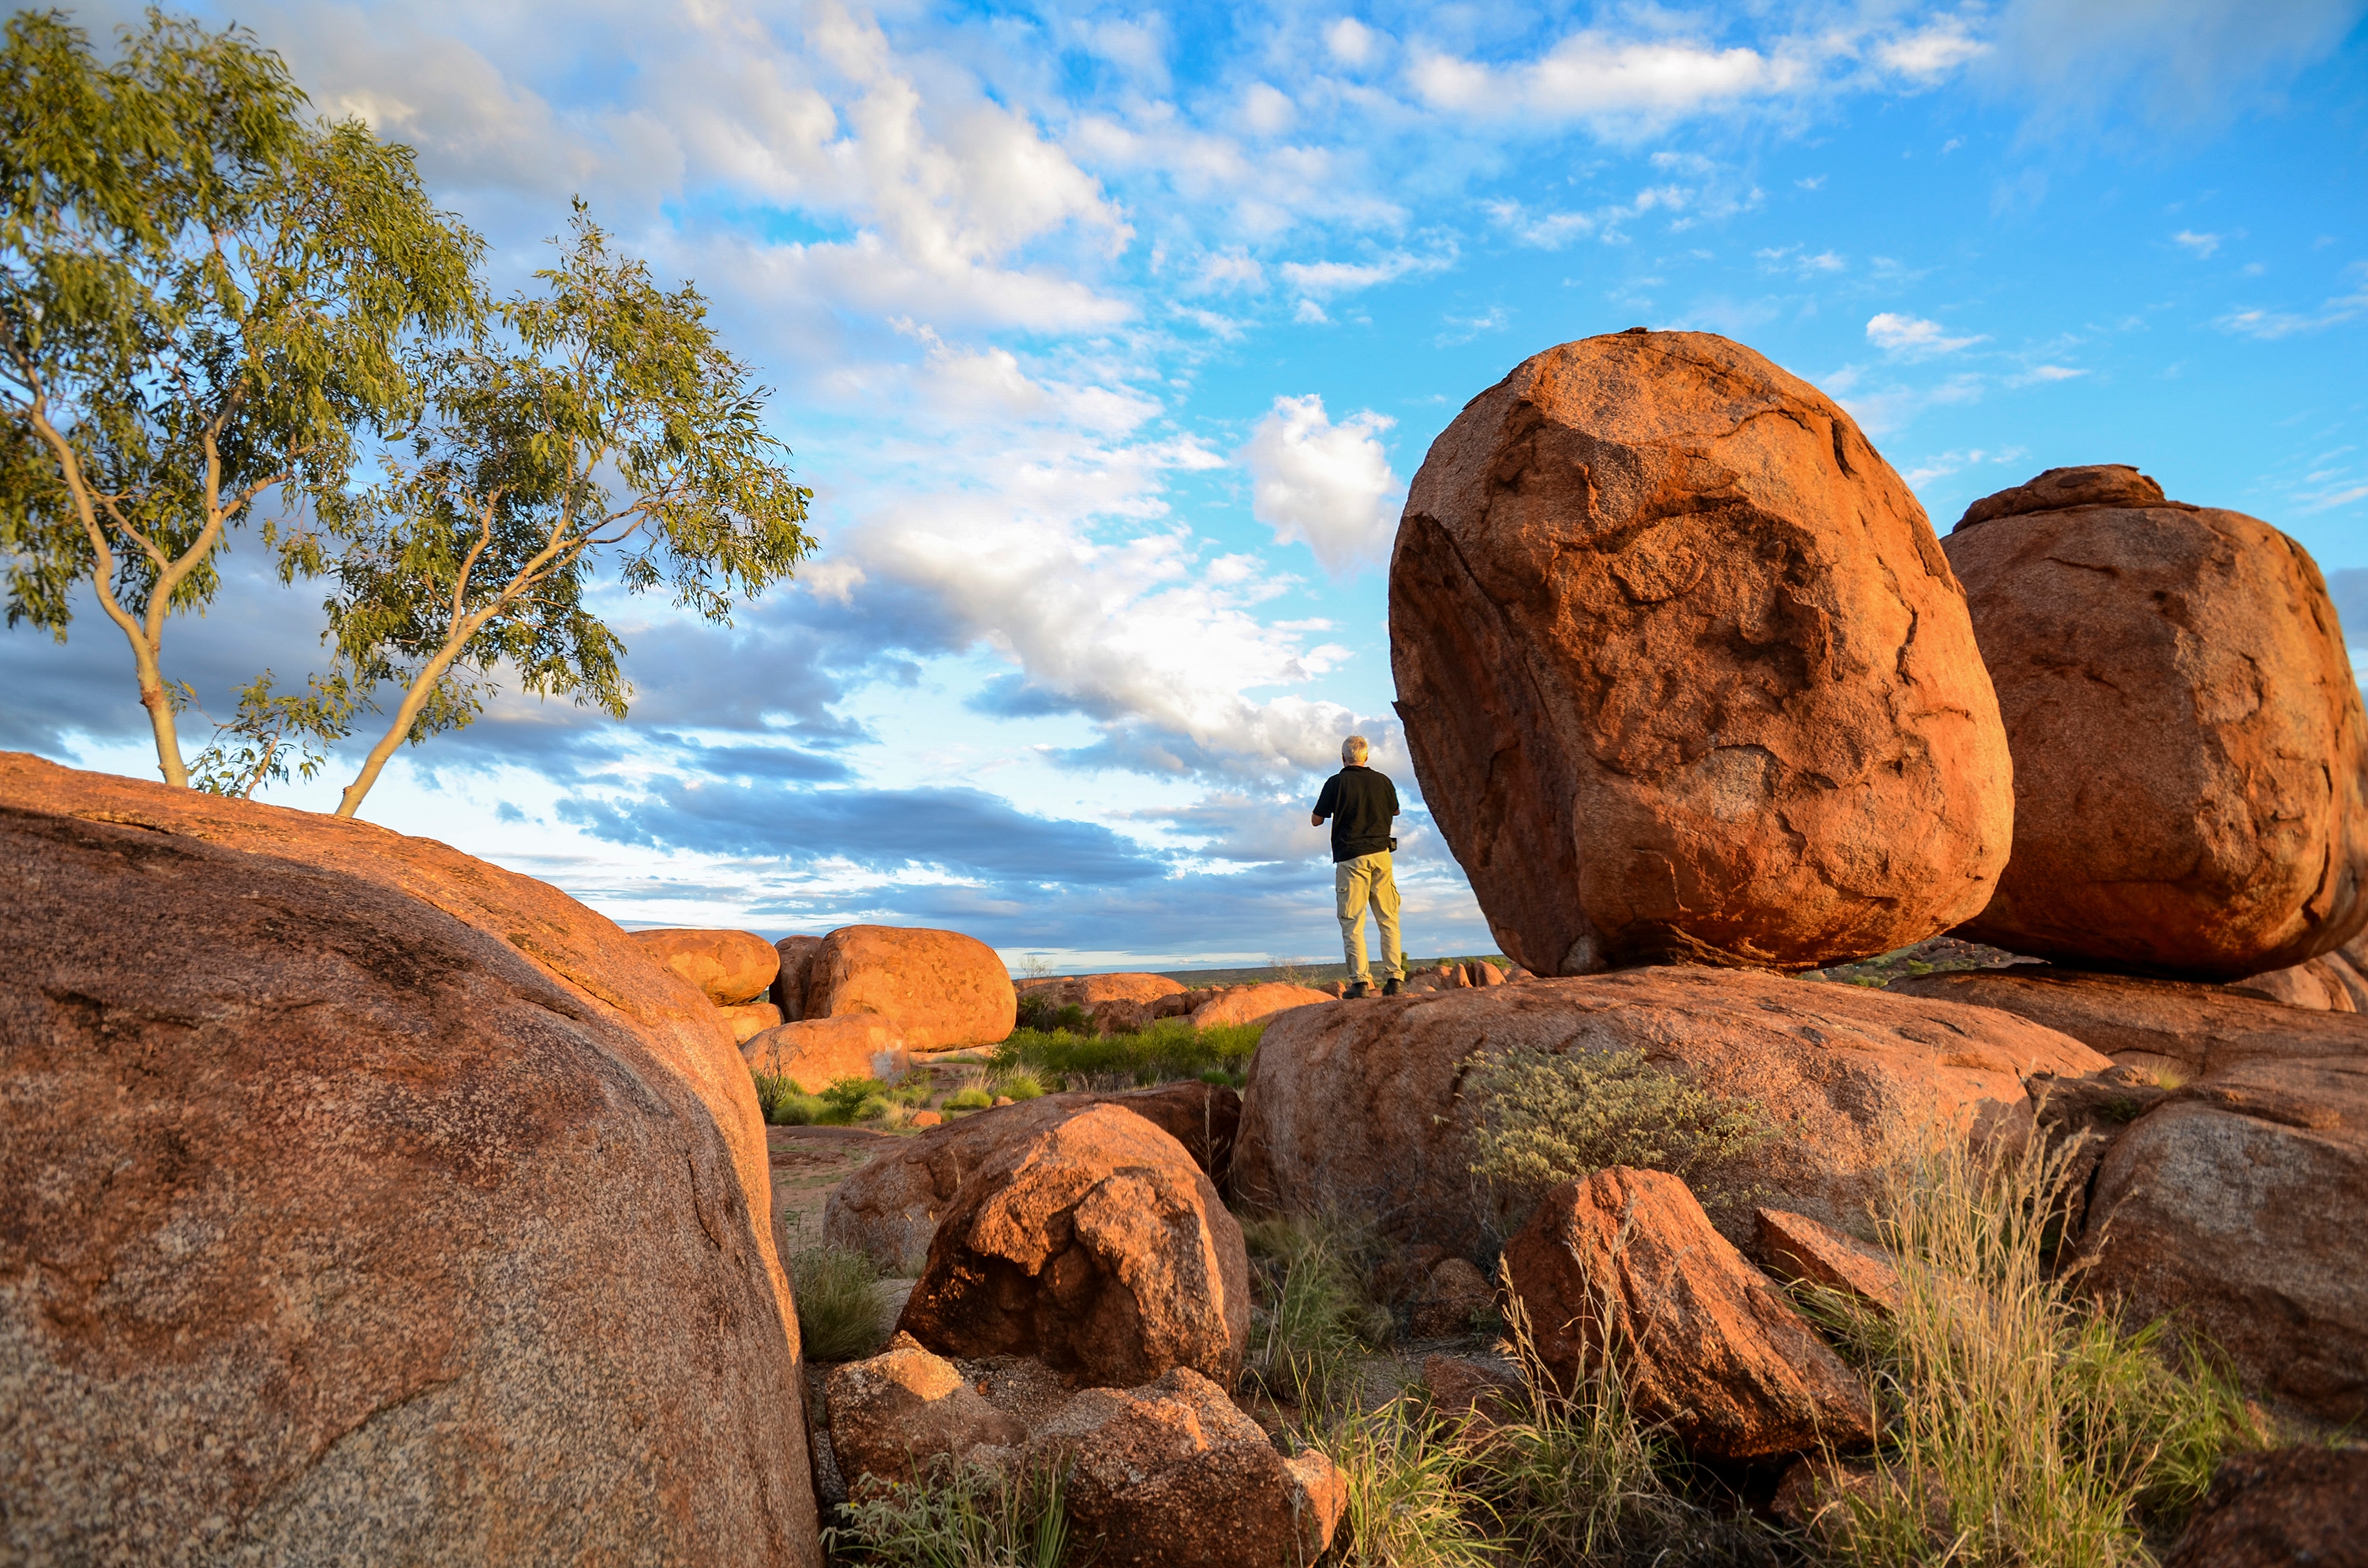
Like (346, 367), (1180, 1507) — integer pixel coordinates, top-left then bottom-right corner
(2229, 952), (2366, 1012)
(898, 1105), (1250, 1390)
(1504, 1169), (1873, 1460)
(1023, 972), (1190, 1009)
(1232, 970), (2106, 1252)
(1389, 329), (2012, 975)
(0, 758), (816, 1565)
(823, 1333), (1028, 1488)
(826, 1083), (1241, 1274)
(1944, 465), (2368, 978)
(629, 926), (781, 1005)
(806, 926), (1017, 1052)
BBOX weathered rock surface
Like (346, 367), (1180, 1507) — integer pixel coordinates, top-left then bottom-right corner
(721, 1001), (785, 1042)
(806, 926), (1017, 1052)
(1754, 1208), (1903, 1319)
(0, 760), (816, 1564)
(1422, 1353), (1525, 1427)
(1945, 465), (2368, 979)
(1042, 1367), (1347, 1568)
(772, 934), (823, 1020)
(1886, 967), (2367, 1080)
(743, 1014), (910, 1087)
(2165, 1447), (2368, 1568)
(631, 926), (782, 1005)
(1466, 960), (1505, 987)
(824, 1333), (1029, 1487)
(1504, 1169), (1874, 1460)
(2229, 952), (2365, 1012)
(1389, 329), (2012, 975)
(898, 1105), (1251, 1390)
(1234, 970), (2106, 1251)
(1410, 1256), (1497, 1338)
(2077, 1056), (2368, 1424)
(826, 1083), (1242, 1275)
(1190, 982), (1332, 1029)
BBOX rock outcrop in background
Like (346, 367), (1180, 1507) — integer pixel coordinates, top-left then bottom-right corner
(0, 755), (819, 1565)
(1943, 464), (2368, 979)
(1389, 328), (2013, 976)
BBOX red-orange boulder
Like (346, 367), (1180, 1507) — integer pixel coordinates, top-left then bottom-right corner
(807, 926), (1017, 1051)
(1389, 329), (2012, 974)
(1504, 1168), (1873, 1460)
(1189, 982), (1332, 1028)
(0, 758), (815, 1563)
(1944, 465), (2368, 978)
(897, 1105), (1250, 1390)
(743, 1014), (909, 1087)
(629, 926), (781, 1005)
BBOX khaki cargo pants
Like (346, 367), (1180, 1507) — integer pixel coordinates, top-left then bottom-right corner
(1335, 850), (1403, 986)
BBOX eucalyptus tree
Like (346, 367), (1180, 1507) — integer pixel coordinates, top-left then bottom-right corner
(0, 9), (479, 786)
(305, 207), (815, 819)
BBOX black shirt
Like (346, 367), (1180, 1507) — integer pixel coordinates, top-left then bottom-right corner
(1313, 766), (1399, 863)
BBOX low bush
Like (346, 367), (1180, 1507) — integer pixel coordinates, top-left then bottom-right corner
(752, 1070), (825, 1125)
(1464, 1046), (1777, 1235)
(790, 1244), (887, 1363)
(1242, 1211), (1393, 1409)
(993, 1019), (1267, 1089)
(818, 1076), (894, 1125)
(1803, 1128), (2258, 1565)
(990, 1069), (1045, 1101)
(826, 1456), (1069, 1568)
(943, 1086), (994, 1112)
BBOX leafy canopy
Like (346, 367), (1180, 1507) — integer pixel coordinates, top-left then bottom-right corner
(0, 7), (480, 784)
(302, 206), (815, 817)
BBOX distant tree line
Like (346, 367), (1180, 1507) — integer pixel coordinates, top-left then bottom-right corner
(0, 8), (815, 815)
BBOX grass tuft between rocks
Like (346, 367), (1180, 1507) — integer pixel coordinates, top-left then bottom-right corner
(992, 1018), (1268, 1089)
(826, 1456), (1068, 1568)
(790, 1244), (890, 1364)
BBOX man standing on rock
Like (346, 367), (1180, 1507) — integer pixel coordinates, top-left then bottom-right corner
(1312, 735), (1404, 998)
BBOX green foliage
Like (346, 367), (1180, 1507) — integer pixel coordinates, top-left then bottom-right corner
(826, 1458), (1070, 1568)
(992, 1019), (1266, 1089)
(1242, 1210), (1393, 1410)
(943, 1087), (994, 1113)
(1464, 1046), (1777, 1233)
(789, 1244), (886, 1364)
(182, 666), (357, 796)
(751, 1070), (823, 1126)
(0, 9), (479, 784)
(1312, 1395), (1502, 1568)
(1800, 1128), (2260, 1565)
(991, 1070), (1045, 1102)
(817, 1076), (891, 1125)
(305, 204), (815, 817)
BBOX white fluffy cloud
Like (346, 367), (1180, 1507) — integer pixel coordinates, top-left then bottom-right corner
(1242, 395), (1404, 576)
(1866, 312), (1988, 356)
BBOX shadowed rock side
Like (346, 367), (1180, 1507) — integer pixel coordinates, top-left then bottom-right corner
(0, 807), (818, 1562)
(2164, 1447), (2368, 1568)
(1388, 329), (2013, 975)
(1231, 971), (2108, 1252)
(897, 1105), (1251, 1390)
(827, 1083), (1241, 1275)
(1943, 465), (2368, 978)
(0, 753), (790, 1354)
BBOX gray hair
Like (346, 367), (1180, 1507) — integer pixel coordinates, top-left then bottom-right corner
(1341, 735), (1369, 764)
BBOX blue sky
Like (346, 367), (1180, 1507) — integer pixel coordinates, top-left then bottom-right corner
(8, 0), (2366, 970)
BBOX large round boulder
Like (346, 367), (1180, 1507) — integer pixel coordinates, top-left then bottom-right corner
(806, 926), (1017, 1052)
(1389, 329), (2013, 975)
(629, 926), (781, 1005)
(1943, 465), (2368, 979)
(1189, 982), (1332, 1029)
(1232, 968), (2108, 1253)
(897, 1104), (1250, 1390)
(0, 756), (818, 1564)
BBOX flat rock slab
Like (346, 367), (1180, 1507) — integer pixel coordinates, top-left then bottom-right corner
(1234, 968), (2107, 1252)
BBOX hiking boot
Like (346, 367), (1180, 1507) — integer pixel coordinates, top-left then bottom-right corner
(1344, 981), (1370, 999)
(1381, 977), (1402, 997)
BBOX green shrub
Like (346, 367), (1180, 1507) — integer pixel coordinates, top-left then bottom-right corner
(1464, 1046), (1777, 1234)
(992, 1019), (1266, 1089)
(1801, 1127), (2259, 1564)
(826, 1456), (1069, 1567)
(816, 1076), (894, 1125)
(1242, 1211), (1393, 1410)
(1311, 1395), (1502, 1567)
(943, 1087), (994, 1112)
(790, 1244), (887, 1363)
(993, 1070), (1045, 1102)
(752, 1070), (825, 1125)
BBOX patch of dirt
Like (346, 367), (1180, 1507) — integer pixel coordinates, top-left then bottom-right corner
(767, 1124), (896, 1256)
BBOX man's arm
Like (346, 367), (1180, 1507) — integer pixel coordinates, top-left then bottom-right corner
(1312, 774), (1339, 828)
